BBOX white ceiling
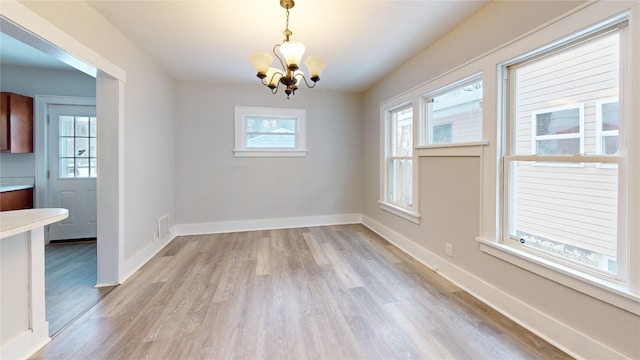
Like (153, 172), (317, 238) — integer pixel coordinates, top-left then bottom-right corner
(1, 0), (490, 93)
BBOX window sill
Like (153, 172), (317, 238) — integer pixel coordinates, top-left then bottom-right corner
(378, 201), (421, 224)
(416, 141), (489, 157)
(233, 149), (308, 157)
(477, 237), (640, 315)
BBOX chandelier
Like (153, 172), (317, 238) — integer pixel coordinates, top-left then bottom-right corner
(249, 0), (326, 99)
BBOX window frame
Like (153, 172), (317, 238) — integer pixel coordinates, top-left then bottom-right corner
(499, 19), (630, 288)
(234, 106), (307, 157)
(379, 101), (420, 224)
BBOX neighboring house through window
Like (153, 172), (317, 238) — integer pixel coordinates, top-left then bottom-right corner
(531, 104), (584, 155)
(422, 76), (483, 145)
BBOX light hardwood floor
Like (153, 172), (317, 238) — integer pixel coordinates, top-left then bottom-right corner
(45, 241), (114, 335)
(33, 225), (571, 359)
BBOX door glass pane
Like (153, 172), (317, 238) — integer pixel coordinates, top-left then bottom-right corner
(90, 158), (97, 177)
(76, 158), (90, 177)
(59, 116), (75, 136)
(89, 117), (97, 137)
(60, 158), (75, 178)
(75, 138), (89, 157)
(75, 117), (90, 137)
(90, 138), (97, 157)
(59, 137), (75, 157)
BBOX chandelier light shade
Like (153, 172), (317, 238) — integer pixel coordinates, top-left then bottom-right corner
(250, 0), (326, 99)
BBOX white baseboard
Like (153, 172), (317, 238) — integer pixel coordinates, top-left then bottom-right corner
(174, 213), (362, 237)
(118, 227), (177, 284)
(0, 325), (50, 360)
(361, 215), (626, 360)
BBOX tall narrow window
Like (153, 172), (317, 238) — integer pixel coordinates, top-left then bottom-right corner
(380, 102), (418, 223)
(503, 23), (626, 279)
(388, 105), (413, 207)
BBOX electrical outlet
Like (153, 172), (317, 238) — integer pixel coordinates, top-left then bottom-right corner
(445, 243), (453, 257)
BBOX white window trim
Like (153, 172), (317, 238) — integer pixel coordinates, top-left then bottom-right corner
(478, 237), (640, 315)
(234, 106), (307, 157)
(379, 101), (420, 223)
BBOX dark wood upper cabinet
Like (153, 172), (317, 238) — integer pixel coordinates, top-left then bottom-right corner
(1, 92), (34, 153)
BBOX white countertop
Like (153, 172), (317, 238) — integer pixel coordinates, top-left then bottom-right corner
(0, 208), (68, 239)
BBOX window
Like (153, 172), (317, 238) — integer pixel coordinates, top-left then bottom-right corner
(432, 123), (452, 144)
(503, 23), (626, 280)
(59, 115), (97, 178)
(234, 106), (306, 157)
(380, 103), (419, 223)
(423, 76), (482, 145)
(596, 98), (619, 155)
(388, 106), (413, 206)
(531, 104), (584, 155)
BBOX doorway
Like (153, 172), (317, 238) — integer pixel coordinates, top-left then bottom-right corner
(36, 98), (105, 336)
(2, 11), (125, 287)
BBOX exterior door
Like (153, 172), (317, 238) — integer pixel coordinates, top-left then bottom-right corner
(47, 104), (97, 240)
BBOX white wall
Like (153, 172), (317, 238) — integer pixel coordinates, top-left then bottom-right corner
(16, 1), (176, 277)
(175, 81), (362, 228)
(363, 1), (639, 359)
(0, 64), (96, 178)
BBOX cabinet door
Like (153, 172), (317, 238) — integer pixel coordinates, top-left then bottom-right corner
(0, 93), (8, 152)
(0, 92), (33, 153)
(0, 188), (34, 211)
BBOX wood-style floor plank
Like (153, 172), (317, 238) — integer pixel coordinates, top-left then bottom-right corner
(44, 241), (114, 336)
(32, 225), (572, 360)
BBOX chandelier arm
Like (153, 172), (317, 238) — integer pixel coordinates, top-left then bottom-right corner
(272, 44), (287, 72)
(261, 68), (286, 89)
(295, 73), (318, 89)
